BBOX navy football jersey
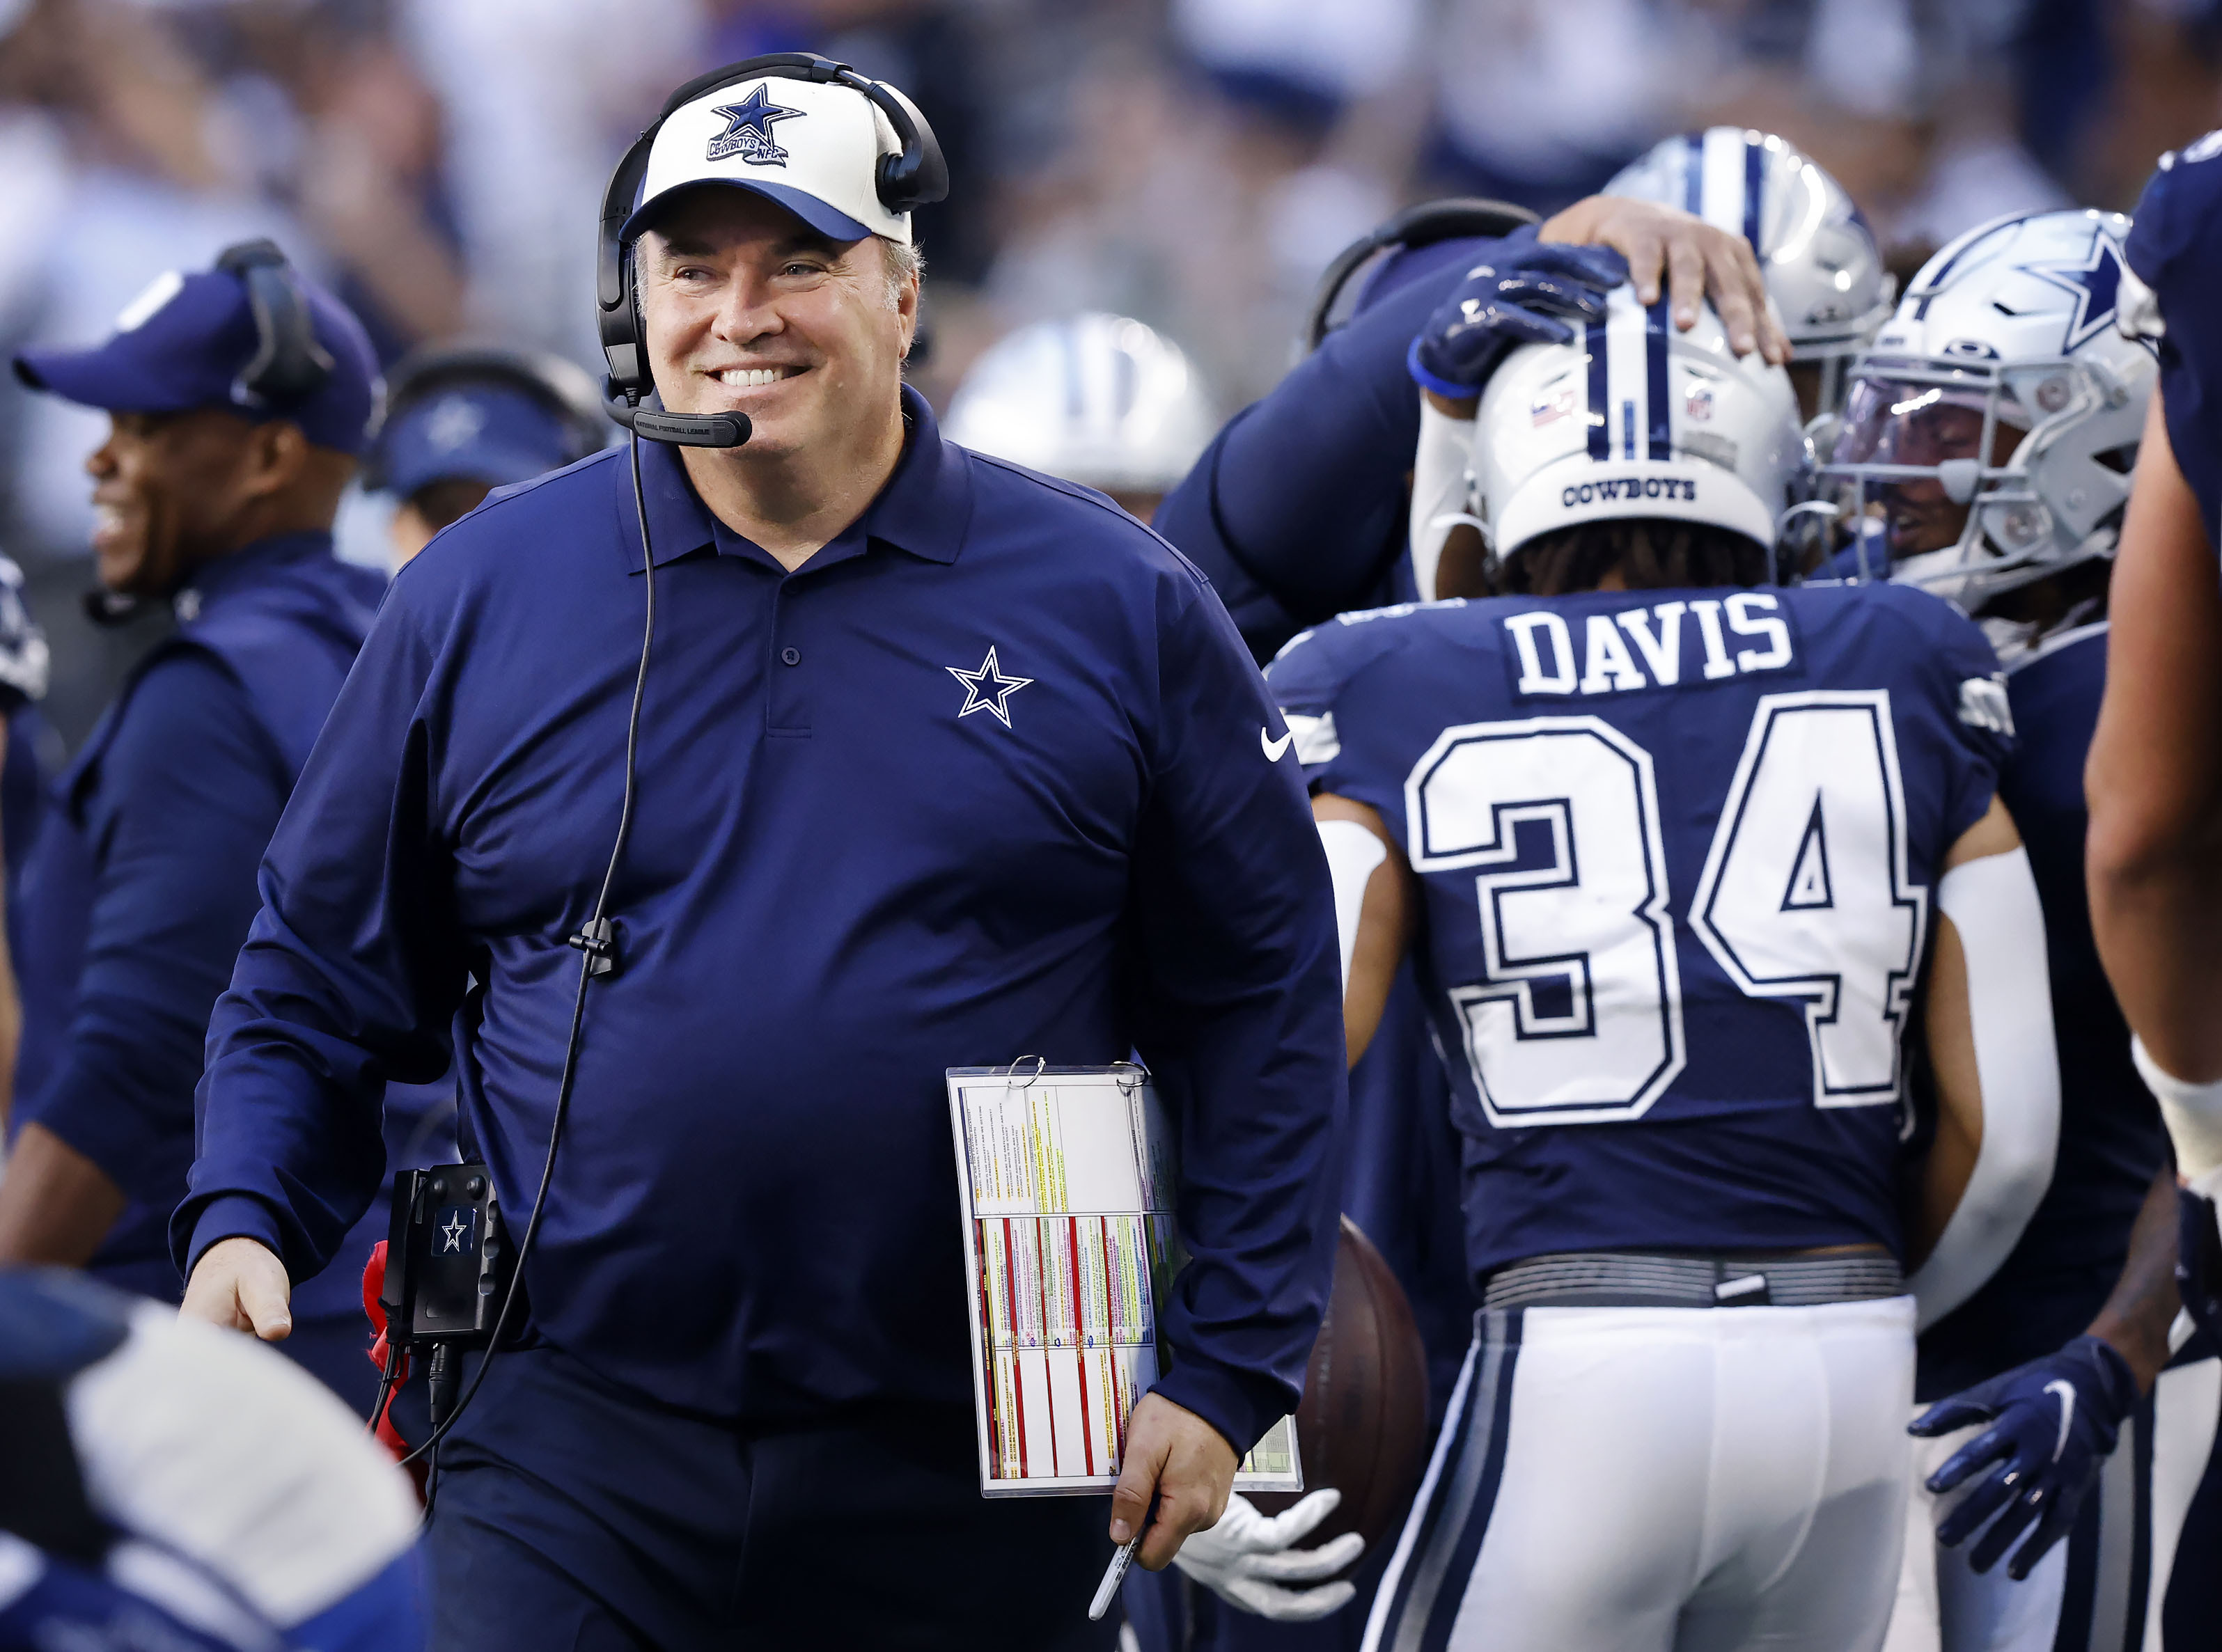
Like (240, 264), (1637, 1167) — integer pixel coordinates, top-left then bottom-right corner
(1917, 622), (2170, 1397)
(1267, 581), (2010, 1276)
(2129, 133), (2222, 554)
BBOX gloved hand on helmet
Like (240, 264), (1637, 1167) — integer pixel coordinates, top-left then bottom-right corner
(1407, 241), (1627, 402)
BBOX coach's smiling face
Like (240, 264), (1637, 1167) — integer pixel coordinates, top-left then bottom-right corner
(637, 187), (917, 464)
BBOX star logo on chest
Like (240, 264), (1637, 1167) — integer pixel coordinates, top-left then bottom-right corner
(947, 646), (1033, 727)
(439, 1212), (470, 1253)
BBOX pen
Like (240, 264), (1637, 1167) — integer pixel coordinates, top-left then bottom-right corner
(1088, 1531), (1142, 1621)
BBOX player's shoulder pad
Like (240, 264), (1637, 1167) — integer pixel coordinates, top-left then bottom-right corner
(1841, 580), (2014, 738)
(2129, 130), (2222, 287)
(2006, 617), (2109, 678)
(1265, 597), (1470, 709)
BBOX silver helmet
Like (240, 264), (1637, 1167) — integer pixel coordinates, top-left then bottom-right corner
(1606, 127), (1891, 411)
(943, 313), (1216, 499)
(1815, 208), (2153, 614)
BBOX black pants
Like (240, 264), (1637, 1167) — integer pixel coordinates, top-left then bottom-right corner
(428, 1343), (1122, 1651)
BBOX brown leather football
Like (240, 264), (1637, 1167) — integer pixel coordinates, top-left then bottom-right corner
(1250, 1214), (1431, 1568)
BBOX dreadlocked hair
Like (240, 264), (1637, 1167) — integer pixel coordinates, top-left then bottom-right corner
(1499, 519), (1772, 597)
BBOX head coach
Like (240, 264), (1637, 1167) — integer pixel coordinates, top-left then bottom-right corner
(175, 54), (1346, 1650)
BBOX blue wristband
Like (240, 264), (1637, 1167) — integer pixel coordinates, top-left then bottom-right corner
(1406, 336), (1480, 402)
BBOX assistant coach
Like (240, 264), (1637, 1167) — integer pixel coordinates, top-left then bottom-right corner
(177, 55), (1346, 1651)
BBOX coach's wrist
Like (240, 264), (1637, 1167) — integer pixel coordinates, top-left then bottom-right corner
(1150, 1359), (1278, 1463)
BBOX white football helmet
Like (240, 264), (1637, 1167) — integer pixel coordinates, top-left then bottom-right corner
(1468, 284), (1803, 570)
(1606, 127), (1891, 407)
(1815, 208), (2153, 613)
(942, 313), (1217, 498)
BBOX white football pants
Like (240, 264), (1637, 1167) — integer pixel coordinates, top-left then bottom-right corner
(1882, 1351), (2222, 1652)
(1361, 1298), (1916, 1652)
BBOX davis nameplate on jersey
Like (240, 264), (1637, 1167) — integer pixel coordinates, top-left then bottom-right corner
(707, 85), (802, 166)
(1503, 593), (1797, 698)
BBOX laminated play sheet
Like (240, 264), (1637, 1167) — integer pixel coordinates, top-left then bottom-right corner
(948, 1063), (1302, 1496)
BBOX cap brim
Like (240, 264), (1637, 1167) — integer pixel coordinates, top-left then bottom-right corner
(12, 343), (189, 412)
(390, 436), (572, 501)
(620, 178), (875, 246)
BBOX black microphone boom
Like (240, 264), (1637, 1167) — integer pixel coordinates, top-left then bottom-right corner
(604, 395), (751, 449)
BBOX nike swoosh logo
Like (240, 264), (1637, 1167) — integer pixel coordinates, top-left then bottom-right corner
(1261, 727), (1293, 762)
(2045, 1378), (2076, 1463)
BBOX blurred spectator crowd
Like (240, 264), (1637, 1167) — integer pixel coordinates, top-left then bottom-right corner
(2, 0), (2219, 741)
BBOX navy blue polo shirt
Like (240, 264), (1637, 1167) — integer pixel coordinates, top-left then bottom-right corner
(178, 388), (1346, 1448)
(12, 534), (384, 1301)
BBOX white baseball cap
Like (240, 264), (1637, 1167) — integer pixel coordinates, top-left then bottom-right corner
(620, 71), (929, 248)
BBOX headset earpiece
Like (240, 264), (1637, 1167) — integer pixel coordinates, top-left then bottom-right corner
(1304, 199), (1541, 353)
(595, 53), (945, 443)
(216, 239), (334, 406)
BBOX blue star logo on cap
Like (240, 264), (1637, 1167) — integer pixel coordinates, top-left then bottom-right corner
(707, 84), (804, 169)
(2021, 233), (2125, 353)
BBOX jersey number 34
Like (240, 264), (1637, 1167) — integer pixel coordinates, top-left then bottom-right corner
(1404, 691), (1925, 1126)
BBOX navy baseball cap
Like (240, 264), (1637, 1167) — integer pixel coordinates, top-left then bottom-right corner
(12, 243), (381, 456)
(366, 347), (607, 502)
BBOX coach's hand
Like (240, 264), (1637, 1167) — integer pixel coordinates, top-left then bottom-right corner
(1406, 241), (1623, 402)
(1173, 1489), (1364, 1621)
(1911, 1334), (2139, 1579)
(181, 1235), (294, 1342)
(1111, 1392), (1239, 1570)
(1540, 195), (1790, 365)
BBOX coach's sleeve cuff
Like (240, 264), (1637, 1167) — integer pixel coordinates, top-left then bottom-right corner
(1150, 1358), (1290, 1459)
(182, 1194), (290, 1281)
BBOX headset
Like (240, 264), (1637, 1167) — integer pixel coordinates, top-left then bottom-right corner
(85, 240), (334, 628)
(215, 239), (335, 407)
(386, 56), (947, 1485)
(361, 345), (610, 495)
(595, 51), (948, 449)
(1302, 198), (1540, 353)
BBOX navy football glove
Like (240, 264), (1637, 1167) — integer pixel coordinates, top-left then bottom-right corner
(2178, 1183), (2222, 1352)
(1406, 242), (1627, 401)
(1910, 1334), (2139, 1580)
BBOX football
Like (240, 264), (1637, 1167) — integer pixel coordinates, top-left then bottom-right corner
(1251, 1215), (1431, 1566)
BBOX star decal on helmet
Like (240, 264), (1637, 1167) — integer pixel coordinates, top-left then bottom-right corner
(2021, 233), (2125, 354)
(707, 84), (804, 168)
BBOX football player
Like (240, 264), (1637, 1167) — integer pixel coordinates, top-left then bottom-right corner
(1270, 285), (2060, 1652)
(941, 313), (1216, 526)
(1815, 205), (2219, 1649)
(2088, 134), (2222, 1356)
